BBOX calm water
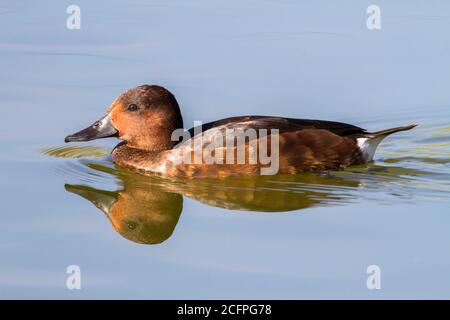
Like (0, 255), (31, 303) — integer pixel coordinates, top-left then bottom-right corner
(1, 0), (450, 299)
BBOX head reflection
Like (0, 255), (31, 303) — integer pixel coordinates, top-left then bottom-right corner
(65, 179), (183, 245)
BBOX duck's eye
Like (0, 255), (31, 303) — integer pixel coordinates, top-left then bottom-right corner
(126, 221), (137, 230)
(127, 104), (139, 112)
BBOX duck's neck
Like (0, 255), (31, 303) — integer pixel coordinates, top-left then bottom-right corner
(125, 133), (178, 152)
(111, 143), (167, 175)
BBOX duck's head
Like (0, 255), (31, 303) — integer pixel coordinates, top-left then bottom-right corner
(65, 85), (183, 151)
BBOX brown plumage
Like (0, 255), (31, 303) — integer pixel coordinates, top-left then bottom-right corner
(65, 85), (417, 178)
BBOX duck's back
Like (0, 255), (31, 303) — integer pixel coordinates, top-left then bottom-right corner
(187, 116), (367, 138)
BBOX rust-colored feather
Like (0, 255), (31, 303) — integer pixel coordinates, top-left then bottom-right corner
(112, 128), (364, 178)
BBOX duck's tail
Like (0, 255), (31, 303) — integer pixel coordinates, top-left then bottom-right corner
(358, 124), (417, 162)
(367, 124), (418, 137)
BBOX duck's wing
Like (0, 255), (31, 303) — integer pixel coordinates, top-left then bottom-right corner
(187, 116), (366, 138)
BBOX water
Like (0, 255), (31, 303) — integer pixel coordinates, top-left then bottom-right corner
(1, 0), (449, 299)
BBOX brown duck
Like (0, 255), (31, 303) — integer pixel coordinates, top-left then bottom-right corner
(65, 85), (416, 178)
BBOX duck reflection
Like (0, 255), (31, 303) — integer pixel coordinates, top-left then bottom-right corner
(65, 161), (366, 244)
(64, 158), (437, 245)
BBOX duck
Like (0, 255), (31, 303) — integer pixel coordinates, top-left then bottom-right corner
(65, 85), (416, 178)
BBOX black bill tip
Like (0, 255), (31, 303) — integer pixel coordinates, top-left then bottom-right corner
(64, 114), (118, 143)
(65, 134), (82, 143)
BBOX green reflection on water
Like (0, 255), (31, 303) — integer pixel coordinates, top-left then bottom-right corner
(42, 145), (110, 158)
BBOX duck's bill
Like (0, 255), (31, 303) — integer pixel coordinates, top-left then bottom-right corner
(65, 184), (118, 215)
(65, 114), (118, 142)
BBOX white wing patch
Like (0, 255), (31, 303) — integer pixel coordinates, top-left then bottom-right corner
(357, 136), (385, 162)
